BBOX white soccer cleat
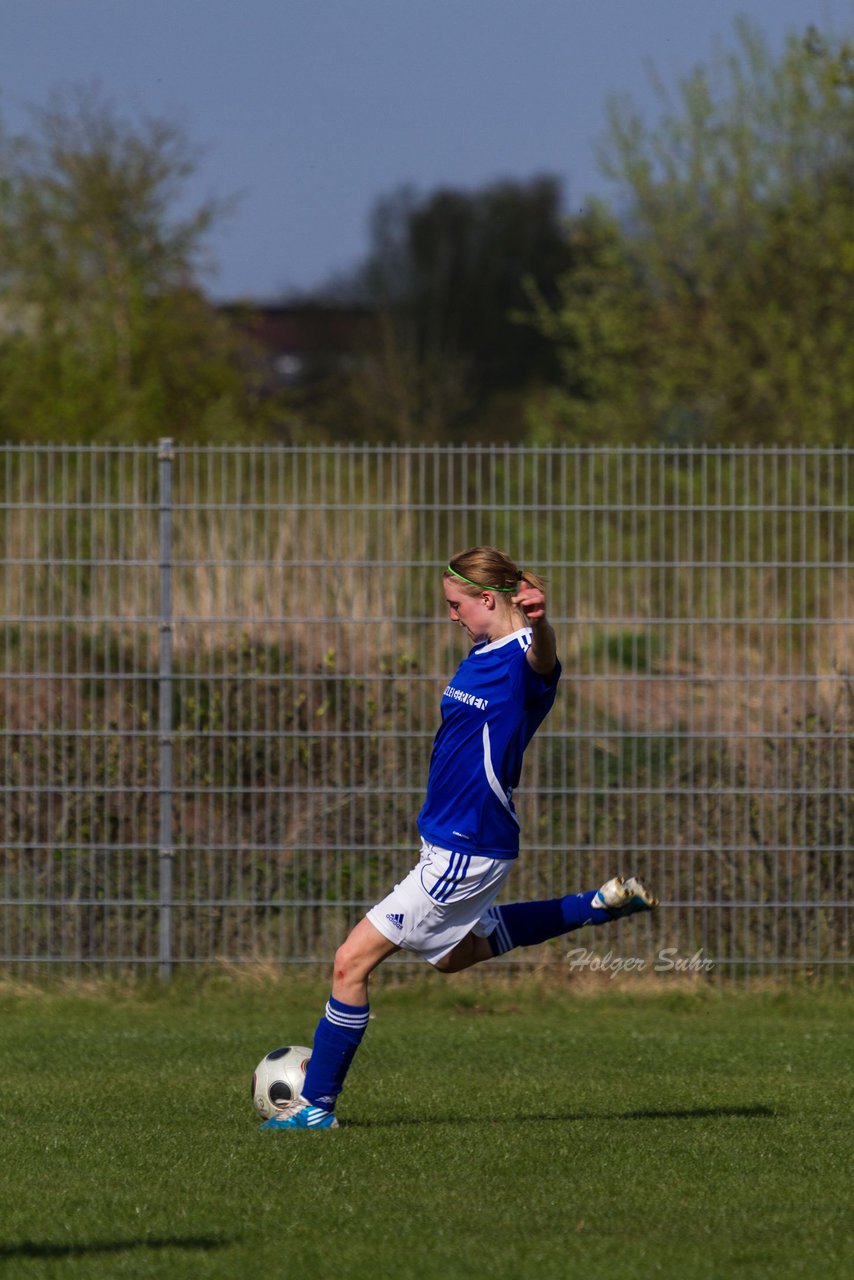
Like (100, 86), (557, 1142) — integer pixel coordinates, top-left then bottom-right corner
(592, 875), (658, 916)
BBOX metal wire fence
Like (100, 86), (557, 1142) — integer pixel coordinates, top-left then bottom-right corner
(1, 444), (851, 981)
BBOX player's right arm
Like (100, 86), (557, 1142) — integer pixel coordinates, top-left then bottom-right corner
(512, 583), (558, 675)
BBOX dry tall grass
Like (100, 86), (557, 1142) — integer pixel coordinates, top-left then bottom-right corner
(1, 446), (851, 974)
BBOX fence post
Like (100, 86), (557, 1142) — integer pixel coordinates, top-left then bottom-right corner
(158, 438), (174, 980)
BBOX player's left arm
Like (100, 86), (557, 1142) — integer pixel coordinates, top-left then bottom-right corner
(513, 584), (558, 676)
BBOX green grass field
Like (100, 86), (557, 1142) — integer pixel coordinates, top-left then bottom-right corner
(0, 975), (851, 1279)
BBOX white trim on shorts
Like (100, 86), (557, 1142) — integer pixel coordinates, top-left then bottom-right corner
(366, 838), (513, 965)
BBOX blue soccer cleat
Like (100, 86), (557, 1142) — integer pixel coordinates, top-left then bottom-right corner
(260, 1098), (339, 1130)
(592, 875), (658, 917)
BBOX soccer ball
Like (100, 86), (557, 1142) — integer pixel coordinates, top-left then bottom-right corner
(251, 1045), (311, 1119)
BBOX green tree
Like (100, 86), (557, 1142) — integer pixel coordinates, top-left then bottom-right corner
(308, 176), (573, 442)
(0, 84), (262, 441)
(534, 22), (854, 443)
(526, 201), (656, 443)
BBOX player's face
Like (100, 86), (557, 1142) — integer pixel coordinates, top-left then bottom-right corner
(442, 578), (497, 642)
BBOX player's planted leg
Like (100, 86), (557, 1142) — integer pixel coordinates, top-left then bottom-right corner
(261, 918), (397, 1131)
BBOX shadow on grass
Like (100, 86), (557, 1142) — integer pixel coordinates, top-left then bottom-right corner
(0, 1236), (232, 1261)
(347, 1104), (778, 1129)
(620, 1105), (776, 1120)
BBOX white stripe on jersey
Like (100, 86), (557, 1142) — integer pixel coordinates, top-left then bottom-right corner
(474, 626), (531, 656)
(481, 723), (520, 828)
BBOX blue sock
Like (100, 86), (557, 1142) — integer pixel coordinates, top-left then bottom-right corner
(301, 996), (370, 1111)
(487, 890), (614, 957)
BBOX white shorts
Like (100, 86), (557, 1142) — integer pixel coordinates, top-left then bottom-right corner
(366, 839), (514, 965)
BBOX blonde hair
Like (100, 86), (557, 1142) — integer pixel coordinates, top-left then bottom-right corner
(445, 546), (546, 597)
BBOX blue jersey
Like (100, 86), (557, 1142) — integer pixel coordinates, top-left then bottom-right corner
(417, 628), (560, 860)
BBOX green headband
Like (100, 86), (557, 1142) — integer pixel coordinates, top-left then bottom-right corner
(446, 564), (519, 593)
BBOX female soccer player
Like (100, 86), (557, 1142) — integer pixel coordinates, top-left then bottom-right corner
(262, 546), (656, 1130)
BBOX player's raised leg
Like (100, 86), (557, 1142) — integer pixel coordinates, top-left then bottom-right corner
(435, 875), (658, 970)
(484, 874), (657, 958)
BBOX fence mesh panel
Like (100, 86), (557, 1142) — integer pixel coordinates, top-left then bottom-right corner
(1, 445), (851, 979)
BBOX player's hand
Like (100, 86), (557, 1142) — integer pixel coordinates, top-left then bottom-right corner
(512, 584), (548, 626)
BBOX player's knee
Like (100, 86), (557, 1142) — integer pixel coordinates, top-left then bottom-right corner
(332, 941), (357, 984)
(434, 937), (476, 973)
(333, 936), (373, 985)
(434, 932), (491, 974)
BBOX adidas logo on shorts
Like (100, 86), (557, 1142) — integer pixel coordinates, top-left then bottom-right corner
(385, 912), (405, 930)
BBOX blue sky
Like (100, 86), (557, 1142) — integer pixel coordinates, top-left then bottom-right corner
(2, 0), (852, 300)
